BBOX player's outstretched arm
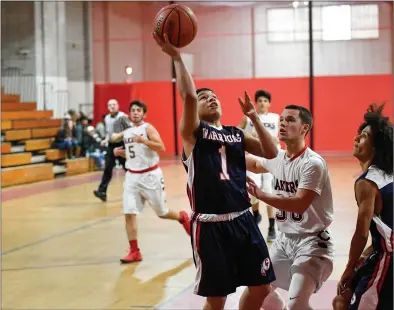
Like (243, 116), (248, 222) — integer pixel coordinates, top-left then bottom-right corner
(152, 32), (199, 144)
(239, 91), (278, 159)
(245, 154), (269, 174)
(142, 124), (166, 153)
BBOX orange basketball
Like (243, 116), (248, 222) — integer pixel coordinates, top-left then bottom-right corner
(153, 4), (198, 48)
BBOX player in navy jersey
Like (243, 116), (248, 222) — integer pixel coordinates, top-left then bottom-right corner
(153, 32), (279, 310)
(333, 103), (393, 310)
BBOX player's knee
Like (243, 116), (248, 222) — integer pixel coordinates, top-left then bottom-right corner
(125, 214), (133, 222)
(286, 297), (312, 310)
(332, 294), (349, 310)
(204, 296), (226, 310)
(262, 290), (286, 310)
(246, 284), (272, 303)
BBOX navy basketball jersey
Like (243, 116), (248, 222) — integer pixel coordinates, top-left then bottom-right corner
(356, 166), (393, 252)
(182, 121), (251, 214)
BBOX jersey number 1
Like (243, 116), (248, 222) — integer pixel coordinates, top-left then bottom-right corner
(218, 145), (230, 180)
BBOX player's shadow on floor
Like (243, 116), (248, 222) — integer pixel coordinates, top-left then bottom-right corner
(109, 258), (193, 309)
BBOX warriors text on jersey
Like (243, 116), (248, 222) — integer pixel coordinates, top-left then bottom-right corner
(259, 146), (334, 234)
(123, 123), (159, 171)
(356, 166), (393, 253)
(182, 121), (251, 214)
(244, 112), (280, 138)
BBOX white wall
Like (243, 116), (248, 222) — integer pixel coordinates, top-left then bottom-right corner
(1, 1), (93, 117)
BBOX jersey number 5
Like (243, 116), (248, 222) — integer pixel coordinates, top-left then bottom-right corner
(218, 145), (230, 180)
(128, 145), (135, 159)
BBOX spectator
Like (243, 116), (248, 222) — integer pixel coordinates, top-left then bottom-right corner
(53, 114), (78, 159)
(85, 125), (106, 169)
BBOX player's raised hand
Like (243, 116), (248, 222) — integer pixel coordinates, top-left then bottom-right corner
(238, 91), (256, 117)
(152, 32), (180, 58)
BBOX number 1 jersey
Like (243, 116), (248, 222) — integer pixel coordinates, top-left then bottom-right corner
(182, 121), (251, 214)
(123, 123), (159, 171)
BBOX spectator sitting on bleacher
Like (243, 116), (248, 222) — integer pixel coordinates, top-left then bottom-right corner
(95, 114), (106, 139)
(85, 125), (106, 169)
(79, 116), (90, 156)
(53, 114), (78, 159)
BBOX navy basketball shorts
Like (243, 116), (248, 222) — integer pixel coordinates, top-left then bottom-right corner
(349, 251), (392, 310)
(190, 209), (275, 297)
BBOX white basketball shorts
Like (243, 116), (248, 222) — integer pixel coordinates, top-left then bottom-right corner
(269, 230), (334, 293)
(122, 167), (168, 216)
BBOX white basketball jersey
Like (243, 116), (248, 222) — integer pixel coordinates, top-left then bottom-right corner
(123, 123), (160, 171)
(244, 113), (280, 138)
(260, 147), (334, 234)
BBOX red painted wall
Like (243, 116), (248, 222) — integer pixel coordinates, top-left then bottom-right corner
(94, 74), (392, 156)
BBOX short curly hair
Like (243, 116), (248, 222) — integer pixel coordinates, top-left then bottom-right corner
(358, 103), (393, 175)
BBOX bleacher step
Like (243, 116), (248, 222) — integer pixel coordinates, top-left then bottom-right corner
(11, 145), (25, 153)
(53, 165), (66, 175)
(31, 154), (46, 164)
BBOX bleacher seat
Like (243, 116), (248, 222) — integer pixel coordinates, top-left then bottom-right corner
(0, 90), (93, 187)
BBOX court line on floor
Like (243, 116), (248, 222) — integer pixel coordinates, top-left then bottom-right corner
(155, 283), (194, 310)
(1, 214), (122, 256)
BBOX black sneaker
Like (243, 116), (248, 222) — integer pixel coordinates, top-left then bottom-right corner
(93, 190), (107, 202)
(267, 227), (276, 242)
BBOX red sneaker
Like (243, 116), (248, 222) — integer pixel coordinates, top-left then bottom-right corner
(178, 211), (191, 236)
(120, 249), (142, 263)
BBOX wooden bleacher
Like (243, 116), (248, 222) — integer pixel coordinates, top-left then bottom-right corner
(0, 89), (91, 187)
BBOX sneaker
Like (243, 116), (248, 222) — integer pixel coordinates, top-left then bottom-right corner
(178, 211), (191, 236)
(120, 249), (142, 263)
(93, 190), (107, 202)
(267, 227), (276, 242)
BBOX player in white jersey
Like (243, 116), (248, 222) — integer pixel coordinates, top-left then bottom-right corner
(243, 104), (334, 310)
(239, 89), (279, 241)
(111, 100), (191, 263)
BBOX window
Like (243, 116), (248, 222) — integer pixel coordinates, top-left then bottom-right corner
(266, 4), (379, 42)
(351, 4), (379, 39)
(322, 5), (351, 41)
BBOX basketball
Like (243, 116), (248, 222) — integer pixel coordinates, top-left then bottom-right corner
(153, 4), (198, 48)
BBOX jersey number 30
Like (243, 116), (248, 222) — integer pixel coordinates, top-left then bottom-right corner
(218, 145), (230, 180)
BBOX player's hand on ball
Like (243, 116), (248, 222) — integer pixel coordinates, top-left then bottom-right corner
(246, 176), (263, 199)
(238, 91), (256, 118)
(152, 32), (180, 58)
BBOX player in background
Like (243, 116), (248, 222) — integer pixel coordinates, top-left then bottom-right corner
(111, 100), (191, 263)
(245, 104), (334, 310)
(153, 32), (279, 310)
(333, 103), (393, 310)
(239, 89), (279, 241)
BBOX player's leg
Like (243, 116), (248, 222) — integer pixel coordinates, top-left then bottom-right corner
(142, 169), (191, 235)
(121, 172), (144, 263)
(247, 171), (262, 224)
(332, 293), (351, 310)
(190, 218), (236, 309)
(236, 212), (277, 310)
(286, 254), (333, 310)
(94, 143), (117, 201)
(261, 172), (276, 241)
(261, 233), (293, 310)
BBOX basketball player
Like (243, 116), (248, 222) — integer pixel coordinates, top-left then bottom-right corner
(332, 103), (393, 310)
(245, 104), (334, 310)
(93, 99), (126, 202)
(239, 89), (279, 241)
(111, 100), (191, 263)
(153, 32), (279, 310)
